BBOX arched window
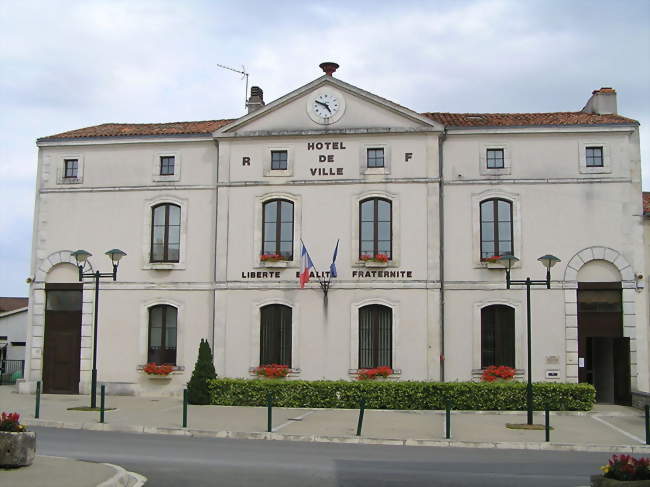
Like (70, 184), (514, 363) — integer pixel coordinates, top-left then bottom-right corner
(360, 198), (392, 260)
(481, 305), (515, 368)
(262, 200), (294, 259)
(151, 203), (181, 262)
(359, 304), (392, 369)
(480, 198), (512, 260)
(148, 305), (177, 364)
(260, 304), (292, 367)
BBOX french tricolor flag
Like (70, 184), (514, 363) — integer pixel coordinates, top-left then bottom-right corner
(299, 241), (314, 288)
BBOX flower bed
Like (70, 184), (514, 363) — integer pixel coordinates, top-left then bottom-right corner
(0, 412), (35, 468)
(208, 379), (595, 410)
(600, 454), (650, 482)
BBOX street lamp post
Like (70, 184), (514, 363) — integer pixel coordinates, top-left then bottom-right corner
(497, 254), (560, 425)
(71, 249), (126, 408)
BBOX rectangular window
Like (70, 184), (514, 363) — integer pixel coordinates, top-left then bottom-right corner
(271, 151), (288, 170)
(586, 146), (604, 167)
(367, 148), (385, 168)
(486, 149), (504, 169)
(260, 304), (292, 367)
(160, 156), (175, 175)
(64, 159), (79, 178)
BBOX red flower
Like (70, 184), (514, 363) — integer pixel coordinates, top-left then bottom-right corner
(143, 363), (174, 375)
(481, 365), (516, 382)
(254, 364), (289, 378)
(260, 254), (285, 262)
(360, 254), (390, 263)
(0, 411), (25, 432)
(357, 366), (393, 380)
(481, 255), (502, 263)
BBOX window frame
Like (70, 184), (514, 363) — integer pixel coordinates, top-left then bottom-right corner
(152, 152), (181, 182)
(479, 144), (511, 176)
(486, 148), (505, 169)
(264, 147), (294, 177)
(585, 146), (604, 168)
(262, 199), (294, 260)
(359, 197), (392, 261)
(259, 304), (292, 367)
(159, 156), (175, 176)
(150, 203), (181, 263)
(64, 159), (79, 178)
(147, 304), (178, 365)
(57, 154), (84, 184)
(270, 150), (288, 171)
(360, 144), (390, 175)
(480, 304), (515, 369)
(579, 141), (611, 174)
(479, 198), (513, 261)
(366, 148), (385, 168)
(358, 304), (393, 369)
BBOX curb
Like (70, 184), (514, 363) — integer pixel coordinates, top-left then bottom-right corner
(99, 463), (147, 487)
(26, 419), (650, 454)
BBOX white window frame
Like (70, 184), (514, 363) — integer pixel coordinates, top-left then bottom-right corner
(254, 192), (302, 268)
(472, 189), (521, 268)
(249, 300), (300, 374)
(142, 195), (188, 270)
(352, 191), (400, 267)
(360, 143), (391, 176)
(479, 143), (511, 176)
(139, 299), (184, 370)
(264, 147), (294, 177)
(152, 152), (181, 182)
(56, 154), (84, 184)
(349, 298), (400, 376)
(579, 141), (611, 174)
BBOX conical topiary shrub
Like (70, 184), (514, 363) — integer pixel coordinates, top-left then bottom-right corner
(187, 339), (217, 405)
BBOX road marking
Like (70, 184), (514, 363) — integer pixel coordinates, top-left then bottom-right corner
(273, 410), (316, 432)
(591, 415), (644, 444)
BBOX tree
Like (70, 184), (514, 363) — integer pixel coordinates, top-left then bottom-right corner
(187, 339), (217, 405)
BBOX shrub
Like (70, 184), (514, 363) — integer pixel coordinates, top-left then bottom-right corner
(601, 454), (650, 481)
(207, 379), (595, 411)
(0, 412), (26, 432)
(187, 339), (217, 405)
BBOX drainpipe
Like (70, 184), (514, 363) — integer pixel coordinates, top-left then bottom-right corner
(211, 138), (219, 354)
(438, 128), (447, 382)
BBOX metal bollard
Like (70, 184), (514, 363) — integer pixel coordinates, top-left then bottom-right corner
(100, 385), (105, 423)
(182, 389), (188, 428)
(645, 404), (650, 445)
(356, 398), (366, 437)
(545, 409), (550, 442)
(445, 401), (451, 440)
(35, 381), (41, 419)
(267, 392), (273, 433)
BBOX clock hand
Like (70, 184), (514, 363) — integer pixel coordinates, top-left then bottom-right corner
(315, 100), (332, 113)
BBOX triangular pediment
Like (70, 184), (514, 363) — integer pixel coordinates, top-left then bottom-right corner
(214, 76), (443, 136)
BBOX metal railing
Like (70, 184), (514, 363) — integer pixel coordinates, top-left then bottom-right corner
(0, 360), (25, 384)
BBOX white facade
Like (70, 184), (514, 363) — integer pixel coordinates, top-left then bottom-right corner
(0, 307), (27, 362)
(22, 68), (647, 401)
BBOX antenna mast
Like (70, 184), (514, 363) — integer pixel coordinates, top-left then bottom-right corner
(216, 63), (249, 109)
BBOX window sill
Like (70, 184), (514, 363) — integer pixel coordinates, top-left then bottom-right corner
(480, 262), (505, 269)
(248, 367), (301, 378)
(144, 262), (185, 270)
(361, 261), (391, 268)
(57, 177), (82, 185)
(480, 169), (511, 177)
(264, 169), (293, 177)
(348, 368), (402, 380)
(152, 175), (180, 183)
(471, 368), (524, 382)
(259, 260), (290, 268)
(579, 166), (611, 175)
(137, 365), (184, 372)
(363, 167), (389, 176)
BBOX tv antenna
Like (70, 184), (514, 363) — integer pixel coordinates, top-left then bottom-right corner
(216, 63), (249, 110)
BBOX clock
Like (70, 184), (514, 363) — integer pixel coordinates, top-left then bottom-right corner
(307, 90), (345, 124)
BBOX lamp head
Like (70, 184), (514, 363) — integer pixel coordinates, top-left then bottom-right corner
(105, 249), (127, 266)
(497, 255), (519, 271)
(538, 254), (561, 270)
(71, 249), (92, 266)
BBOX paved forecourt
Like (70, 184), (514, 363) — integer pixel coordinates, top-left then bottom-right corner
(1, 386), (647, 453)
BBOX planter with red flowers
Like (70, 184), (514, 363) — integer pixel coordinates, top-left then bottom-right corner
(591, 454), (650, 486)
(141, 363), (175, 380)
(0, 412), (35, 468)
(481, 365), (516, 382)
(360, 253), (390, 268)
(260, 254), (290, 268)
(357, 366), (395, 381)
(481, 255), (505, 269)
(251, 364), (292, 379)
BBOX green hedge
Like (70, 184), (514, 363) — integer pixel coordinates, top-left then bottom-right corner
(207, 379), (595, 411)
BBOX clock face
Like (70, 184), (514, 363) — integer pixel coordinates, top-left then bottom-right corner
(312, 93), (340, 119)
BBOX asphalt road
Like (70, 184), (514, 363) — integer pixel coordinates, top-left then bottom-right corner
(33, 426), (608, 486)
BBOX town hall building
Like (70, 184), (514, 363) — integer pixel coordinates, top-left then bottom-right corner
(21, 63), (646, 405)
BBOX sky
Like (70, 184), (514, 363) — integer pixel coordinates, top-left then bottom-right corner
(0, 0), (649, 297)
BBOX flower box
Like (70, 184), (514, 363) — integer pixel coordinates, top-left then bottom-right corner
(144, 374), (173, 381)
(360, 253), (390, 267)
(0, 412), (34, 468)
(591, 475), (650, 486)
(261, 260), (289, 268)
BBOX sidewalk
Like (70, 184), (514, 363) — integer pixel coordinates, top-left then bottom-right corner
(2, 455), (146, 487)
(1, 385), (648, 454)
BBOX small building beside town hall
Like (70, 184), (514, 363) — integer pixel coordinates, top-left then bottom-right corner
(20, 63), (647, 405)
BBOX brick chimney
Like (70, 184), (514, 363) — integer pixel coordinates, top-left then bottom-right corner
(246, 86), (265, 114)
(582, 87), (617, 115)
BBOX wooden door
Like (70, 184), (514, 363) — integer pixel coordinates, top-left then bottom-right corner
(43, 285), (82, 394)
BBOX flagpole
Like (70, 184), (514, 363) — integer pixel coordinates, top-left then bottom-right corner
(300, 239), (329, 294)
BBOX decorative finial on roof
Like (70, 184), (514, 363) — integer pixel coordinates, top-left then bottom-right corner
(319, 62), (339, 76)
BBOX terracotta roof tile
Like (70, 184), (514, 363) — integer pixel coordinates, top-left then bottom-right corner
(0, 297), (28, 313)
(643, 192), (650, 215)
(39, 111), (638, 141)
(421, 112), (638, 128)
(39, 120), (234, 140)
